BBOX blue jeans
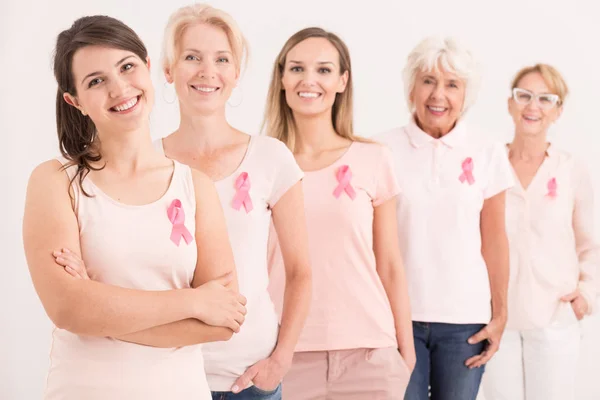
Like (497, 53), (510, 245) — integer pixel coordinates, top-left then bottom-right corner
(405, 322), (486, 400)
(211, 384), (282, 400)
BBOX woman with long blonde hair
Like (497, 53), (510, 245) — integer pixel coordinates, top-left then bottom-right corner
(266, 27), (415, 399)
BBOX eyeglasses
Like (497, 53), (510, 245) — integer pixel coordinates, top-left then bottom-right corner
(512, 88), (560, 109)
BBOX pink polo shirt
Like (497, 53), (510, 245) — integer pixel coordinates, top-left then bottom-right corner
(505, 145), (598, 330)
(268, 141), (400, 352)
(375, 119), (514, 324)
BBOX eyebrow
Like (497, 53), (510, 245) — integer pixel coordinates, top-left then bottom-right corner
(423, 75), (460, 83)
(183, 48), (233, 55)
(80, 55), (136, 85)
(517, 88), (556, 95)
(288, 60), (336, 66)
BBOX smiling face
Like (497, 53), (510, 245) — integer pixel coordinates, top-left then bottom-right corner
(410, 65), (466, 136)
(64, 45), (153, 135)
(166, 23), (238, 116)
(509, 71), (562, 137)
(280, 37), (348, 119)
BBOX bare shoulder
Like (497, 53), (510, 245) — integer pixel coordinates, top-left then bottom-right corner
(27, 159), (72, 198)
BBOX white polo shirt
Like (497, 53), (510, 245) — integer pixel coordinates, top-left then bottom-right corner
(375, 119), (514, 324)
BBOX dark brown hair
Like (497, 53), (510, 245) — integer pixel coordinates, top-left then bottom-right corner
(53, 15), (148, 194)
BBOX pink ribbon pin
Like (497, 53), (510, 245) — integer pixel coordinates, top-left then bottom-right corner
(232, 172), (253, 213)
(547, 177), (557, 197)
(458, 157), (475, 185)
(333, 165), (357, 200)
(167, 199), (193, 246)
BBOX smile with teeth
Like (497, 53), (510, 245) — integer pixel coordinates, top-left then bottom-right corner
(110, 96), (140, 112)
(191, 85), (218, 93)
(523, 115), (541, 121)
(427, 105), (447, 112)
(298, 92), (321, 98)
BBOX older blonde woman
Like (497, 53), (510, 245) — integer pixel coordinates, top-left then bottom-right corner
(375, 37), (514, 400)
(481, 64), (599, 400)
(154, 5), (313, 399)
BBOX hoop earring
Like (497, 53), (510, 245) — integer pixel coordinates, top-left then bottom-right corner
(227, 86), (243, 108)
(163, 82), (176, 104)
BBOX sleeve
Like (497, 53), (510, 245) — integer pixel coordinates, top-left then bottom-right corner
(572, 159), (599, 314)
(267, 139), (304, 208)
(483, 142), (515, 200)
(372, 144), (401, 207)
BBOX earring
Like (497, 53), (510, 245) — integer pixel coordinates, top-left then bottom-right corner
(227, 85), (243, 108)
(163, 82), (176, 104)
(81, 109), (87, 116)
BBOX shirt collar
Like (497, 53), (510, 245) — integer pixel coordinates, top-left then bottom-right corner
(405, 116), (468, 149)
(505, 142), (555, 158)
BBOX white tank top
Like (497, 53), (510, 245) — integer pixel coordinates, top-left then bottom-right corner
(44, 157), (211, 400)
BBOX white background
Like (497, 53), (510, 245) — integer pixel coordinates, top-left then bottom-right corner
(1, 0), (599, 398)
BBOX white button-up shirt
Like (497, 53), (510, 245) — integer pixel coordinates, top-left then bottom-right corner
(505, 144), (598, 330)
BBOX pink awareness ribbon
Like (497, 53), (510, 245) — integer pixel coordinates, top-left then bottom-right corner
(458, 157), (475, 185)
(333, 165), (357, 200)
(547, 177), (557, 197)
(232, 172), (253, 213)
(167, 199), (193, 246)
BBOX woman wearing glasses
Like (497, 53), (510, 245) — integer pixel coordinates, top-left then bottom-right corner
(482, 64), (599, 400)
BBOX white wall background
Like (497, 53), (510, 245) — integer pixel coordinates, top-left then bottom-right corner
(1, 0), (599, 399)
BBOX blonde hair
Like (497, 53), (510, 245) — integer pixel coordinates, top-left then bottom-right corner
(403, 36), (480, 114)
(511, 64), (569, 105)
(263, 27), (369, 151)
(161, 3), (248, 73)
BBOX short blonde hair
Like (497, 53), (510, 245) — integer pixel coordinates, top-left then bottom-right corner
(511, 64), (569, 105)
(161, 3), (248, 73)
(402, 36), (480, 113)
(263, 27), (370, 151)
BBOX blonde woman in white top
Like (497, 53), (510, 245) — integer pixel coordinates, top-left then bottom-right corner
(482, 64), (599, 400)
(155, 5), (311, 399)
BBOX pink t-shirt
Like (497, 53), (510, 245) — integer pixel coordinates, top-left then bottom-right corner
(46, 158), (210, 400)
(375, 119), (514, 324)
(155, 135), (303, 391)
(268, 141), (400, 352)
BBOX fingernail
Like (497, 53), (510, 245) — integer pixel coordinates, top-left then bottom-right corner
(467, 339), (473, 344)
(57, 257), (63, 262)
(231, 385), (239, 393)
